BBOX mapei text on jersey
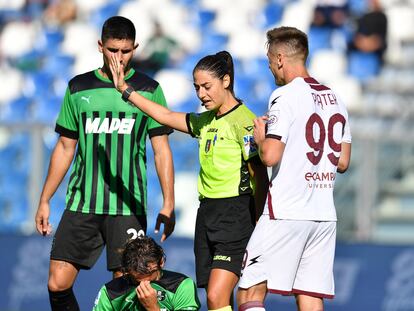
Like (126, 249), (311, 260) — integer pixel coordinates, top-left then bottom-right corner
(85, 117), (136, 134)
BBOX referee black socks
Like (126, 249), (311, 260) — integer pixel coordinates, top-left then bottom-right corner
(49, 287), (80, 311)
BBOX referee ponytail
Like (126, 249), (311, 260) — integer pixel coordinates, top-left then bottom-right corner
(193, 50), (236, 96)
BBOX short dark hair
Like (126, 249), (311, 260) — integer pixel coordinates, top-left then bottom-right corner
(121, 236), (165, 275)
(266, 26), (309, 62)
(101, 16), (136, 43)
(193, 50), (236, 95)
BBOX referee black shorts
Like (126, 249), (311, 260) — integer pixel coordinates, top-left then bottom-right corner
(194, 194), (255, 288)
(50, 210), (147, 271)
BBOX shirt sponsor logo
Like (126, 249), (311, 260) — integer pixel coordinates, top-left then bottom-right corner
(85, 117), (135, 134)
(81, 95), (91, 104)
(270, 95), (281, 108)
(157, 290), (166, 301)
(93, 291), (101, 306)
(213, 255), (231, 262)
(207, 128), (218, 132)
(243, 135), (257, 155)
(247, 255), (261, 267)
(305, 171), (336, 189)
(305, 172), (336, 182)
(267, 109), (280, 126)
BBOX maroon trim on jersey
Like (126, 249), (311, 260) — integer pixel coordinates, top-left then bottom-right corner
(292, 288), (335, 299)
(265, 134), (282, 140)
(267, 182), (275, 219)
(304, 77), (330, 91)
(268, 288), (334, 299)
(239, 301), (265, 311)
(268, 288), (293, 296)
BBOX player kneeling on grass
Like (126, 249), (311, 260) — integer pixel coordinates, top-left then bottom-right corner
(93, 236), (200, 311)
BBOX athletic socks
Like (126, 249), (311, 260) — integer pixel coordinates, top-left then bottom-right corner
(48, 287), (80, 311)
(239, 301), (265, 311)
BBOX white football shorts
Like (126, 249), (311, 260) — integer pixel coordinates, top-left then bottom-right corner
(239, 216), (336, 299)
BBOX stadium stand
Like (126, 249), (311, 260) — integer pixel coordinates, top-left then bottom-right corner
(0, 0), (413, 245)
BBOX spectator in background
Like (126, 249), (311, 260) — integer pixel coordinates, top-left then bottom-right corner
(312, 0), (349, 28)
(43, 0), (77, 26)
(93, 236), (200, 311)
(131, 21), (183, 76)
(349, 0), (387, 62)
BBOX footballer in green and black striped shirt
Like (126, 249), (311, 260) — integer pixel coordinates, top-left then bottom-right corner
(35, 16), (176, 311)
(55, 67), (172, 216)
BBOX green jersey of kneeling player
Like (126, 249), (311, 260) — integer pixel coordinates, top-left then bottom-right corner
(93, 237), (200, 311)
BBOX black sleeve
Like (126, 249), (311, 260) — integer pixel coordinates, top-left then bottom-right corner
(148, 125), (174, 138)
(55, 124), (78, 139)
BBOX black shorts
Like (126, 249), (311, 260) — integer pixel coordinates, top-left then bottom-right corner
(50, 210), (147, 271)
(194, 195), (255, 288)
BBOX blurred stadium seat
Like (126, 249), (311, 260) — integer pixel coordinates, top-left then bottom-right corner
(0, 0), (413, 246)
(348, 51), (381, 81)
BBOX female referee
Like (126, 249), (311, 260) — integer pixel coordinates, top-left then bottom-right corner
(110, 50), (268, 311)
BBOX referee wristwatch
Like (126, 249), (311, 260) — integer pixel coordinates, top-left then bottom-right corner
(121, 85), (135, 102)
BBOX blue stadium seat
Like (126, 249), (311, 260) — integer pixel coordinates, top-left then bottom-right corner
(26, 71), (55, 98)
(0, 156), (29, 233)
(177, 52), (206, 75)
(308, 26), (333, 55)
(241, 57), (269, 76)
(43, 27), (64, 49)
(348, 0), (369, 17)
(0, 9), (23, 23)
(197, 9), (216, 28)
(235, 75), (257, 107)
(0, 96), (34, 122)
(42, 53), (74, 77)
(263, 2), (284, 28)
(0, 134), (31, 175)
(0, 196), (28, 233)
(90, 3), (121, 29)
(199, 32), (228, 55)
(348, 51), (381, 82)
(31, 95), (61, 124)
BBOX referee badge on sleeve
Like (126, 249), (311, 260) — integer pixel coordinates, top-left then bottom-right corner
(243, 135), (257, 155)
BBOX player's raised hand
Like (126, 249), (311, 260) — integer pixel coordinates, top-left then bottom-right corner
(35, 202), (53, 236)
(155, 208), (175, 242)
(109, 53), (127, 92)
(136, 281), (159, 311)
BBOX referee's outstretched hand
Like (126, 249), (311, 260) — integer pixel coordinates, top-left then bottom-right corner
(155, 209), (175, 242)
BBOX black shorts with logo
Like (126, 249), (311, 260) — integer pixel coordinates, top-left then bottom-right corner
(50, 210), (147, 271)
(194, 194), (255, 288)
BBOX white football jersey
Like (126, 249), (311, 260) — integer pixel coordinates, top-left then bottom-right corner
(263, 77), (351, 221)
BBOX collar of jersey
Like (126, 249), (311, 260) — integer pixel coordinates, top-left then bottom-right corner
(94, 68), (135, 83)
(215, 101), (243, 119)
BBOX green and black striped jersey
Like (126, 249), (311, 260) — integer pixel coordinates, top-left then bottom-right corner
(93, 271), (201, 311)
(55, 68), (172, 216)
